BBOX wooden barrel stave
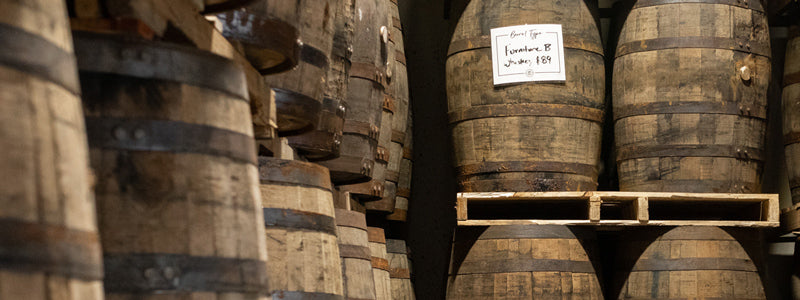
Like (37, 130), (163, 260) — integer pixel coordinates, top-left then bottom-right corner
(614, 226), (766, 299)
(75, 32), (269, 299)
(368, 227), (393, 300)
(613, 1), (771, 193)
(258, 157), (345, 299)
(784, 30), (800, 204)
(386, 112), (413, 222)
(447, 225), (603, 299)
(288, 97), (347, 161)
(386, 239), (415, 300)
(336, 209), (378, 300)
(0, 0), (104, 298)
(447, 0), (605, 192)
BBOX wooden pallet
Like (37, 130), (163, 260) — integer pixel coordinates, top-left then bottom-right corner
(456, 192), (779, 227)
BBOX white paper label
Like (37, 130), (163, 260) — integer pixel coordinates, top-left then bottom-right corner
(490, 24), (566, 85)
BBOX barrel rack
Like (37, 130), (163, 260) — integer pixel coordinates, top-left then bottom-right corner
(456, 192), (779, 228)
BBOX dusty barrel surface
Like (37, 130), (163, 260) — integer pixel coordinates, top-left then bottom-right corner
(386, 239), (415, 300)
(217, 0), (300, 75)
(447, 225), (603, 299)
(320, 0), (390, 185)
(336, 209), (378, 300)
(613, 0), (771, 192)
(75, 32), (269, 299)
(258, 157), (345, 299)
(784, 30), (800, 204)
(613, 227), (766, 299)
(386, 110), (413, 222)
(446, 0), (605, 192)
(0, 1), (104, 298)
(368, 227), (393, 300)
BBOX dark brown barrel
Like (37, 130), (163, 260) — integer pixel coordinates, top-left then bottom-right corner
(0, 1), (104, 298)
(446, 0), (605, 192)
(320, 0), (390, 184)
(288, 97), (347, 161)
(75, 32), (269, 299)
(447, 225), (603, 299)
(203, 0), (259, 14)
(784, 29), (800, 204)
(386, 239), (415, 300)
(386, 109), (413, 222)
(336, 209), (378, 300)
(368, 227), (392, 300)
(217, 0), (300, 75)
(614, 0), (770, 192)
(258, 157), (345, 299)
(614, 227), (766, 299)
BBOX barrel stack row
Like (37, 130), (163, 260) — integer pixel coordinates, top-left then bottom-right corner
(445, 0), (772, 298)
(0, 0), (415, 299)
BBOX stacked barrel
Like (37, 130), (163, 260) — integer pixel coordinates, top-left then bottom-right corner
(445, 0), (772, 298)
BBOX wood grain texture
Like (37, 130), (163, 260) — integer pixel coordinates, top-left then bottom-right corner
(76, 33), (268, 300)
(386, 239), (415, 300)
(614, 226), (766, 299)
(614, 1), (771, 193)
(258, 157), (344, 298)
(319, 0), (389, 184)
(386, 111), (412, 222)
(446, 0), (605, 192)
(447, 225), (602, 299)
(368, 227), (392, 300)
(0, 0), (104, 298)
(336, 209), (378, 300)
(784, 34), (800, 204)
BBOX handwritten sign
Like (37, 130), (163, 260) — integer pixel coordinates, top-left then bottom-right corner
(490, 24), (566, 85)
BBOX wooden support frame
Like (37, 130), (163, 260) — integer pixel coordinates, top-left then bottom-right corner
(455, 191), (779, 228)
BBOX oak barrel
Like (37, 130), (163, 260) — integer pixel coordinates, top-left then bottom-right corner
(344, 82), (393, 202)
(203, 0), (258, 14)
(0, 1), (104, 298)
(258, 157), (345, 299)
(217, 0), (299, 75)
(386, 239), (415, 300)
(75, 32), (269, 299)
(336, 209), (378, 300)
(320, 0), (390, 184)
(613, 0), (771, 192)
(368, 227), (393, 300)
(613, 227), (766, 299)
(384, 0), (409, 204)
(447, 225), (603, 299)
(784, 29), (800, 204)
(386, 109), (413, 222)
(446, 0), (605, 192)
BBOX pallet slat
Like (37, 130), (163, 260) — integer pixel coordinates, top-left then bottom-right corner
(455, 192), (779, 228)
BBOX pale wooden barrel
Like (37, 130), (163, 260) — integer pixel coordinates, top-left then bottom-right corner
(614, 227), (766, 299)
(0, 1), (104, 298)
(447, 225), (603, 299)
(447, 0), (605, 192)
(386, 239), (415, 300)
(336, 209), (378, 300)
(320, 0), (390, 184)
(258, 157), (345, 299)
(614, 0), (770, 192)
(784, 28), (800, 204)
(368, 227), (393, 300)
(75, 32), (269, 299)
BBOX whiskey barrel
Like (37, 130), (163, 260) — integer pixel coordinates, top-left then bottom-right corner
(349, 86), (394, 203)
(446, 0), (605, 192)
(336, 209), (378, 300)
(0, 1), (104, 298)
(217, 0), (299, 75)
(75, 32), (269, 299)
(288, 98), (347, 161)
(368, 227), (393, 300)
(784, 29), (800, 204)
(320, 0), (390, 184)
(447, 225), (603, 299)
(203, 0), (258, 14)
(386, 110), (413, 222)
(614, 0), (771, 192)
(387, 239), (415, 300)
(386, 0), (409, 189)
(614, 227), (766, 299)
(258, 157), (345, 299)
